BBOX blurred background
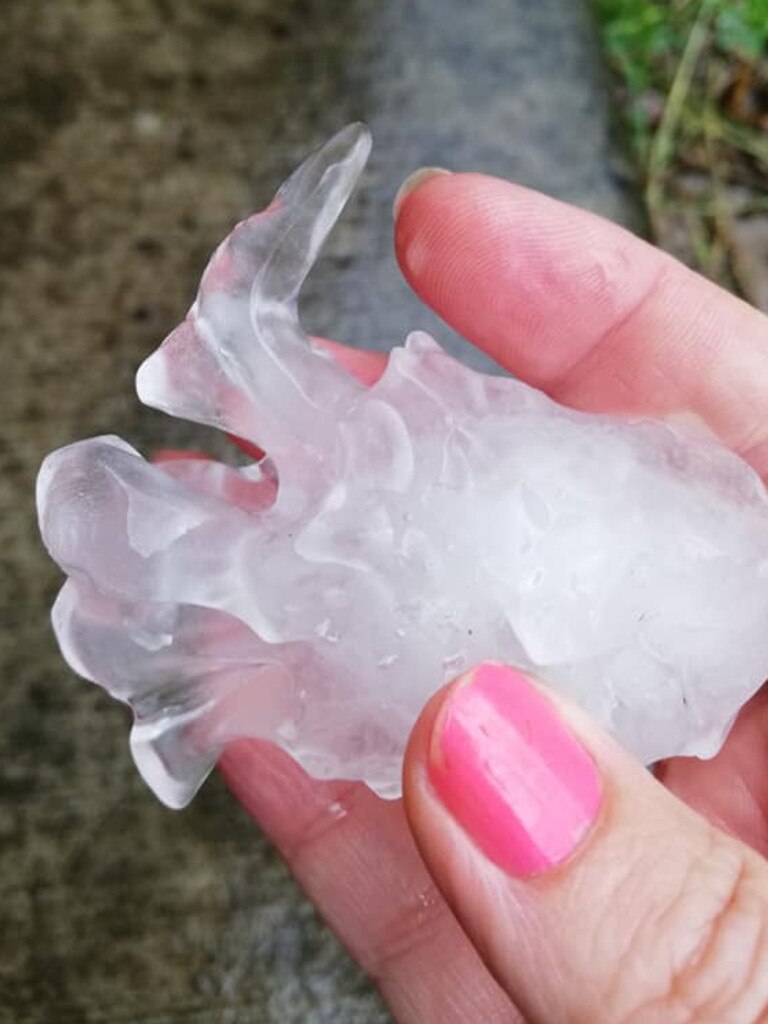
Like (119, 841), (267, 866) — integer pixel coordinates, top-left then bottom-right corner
(0, 1), (764, 1022)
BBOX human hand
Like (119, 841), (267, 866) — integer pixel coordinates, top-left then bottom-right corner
(220, 170), (768, 1022)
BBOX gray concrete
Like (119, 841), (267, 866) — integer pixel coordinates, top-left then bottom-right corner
(0, 1), (640, 1021)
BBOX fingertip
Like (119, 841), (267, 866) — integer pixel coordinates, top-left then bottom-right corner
(403, 675), (463, 802)
(151, 448), (212, 464)
(392, 167), (452, 221)
(310, 336), (388, 387)
(394, 171), (472, 285)
(416, 665), (605, 879)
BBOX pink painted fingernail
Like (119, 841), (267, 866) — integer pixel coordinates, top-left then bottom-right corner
(428, 663), (602, 877)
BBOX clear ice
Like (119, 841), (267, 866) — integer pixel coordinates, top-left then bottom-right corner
(37, 124), (768, 808)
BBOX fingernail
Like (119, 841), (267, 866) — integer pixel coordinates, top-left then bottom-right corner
(393, 166), (451, 219)
(428, 663), (602, 878)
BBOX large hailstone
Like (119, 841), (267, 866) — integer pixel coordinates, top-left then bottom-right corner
(37, 124), (768, 808)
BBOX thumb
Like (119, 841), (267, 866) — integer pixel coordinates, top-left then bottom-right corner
(403, 663), (768, 1023)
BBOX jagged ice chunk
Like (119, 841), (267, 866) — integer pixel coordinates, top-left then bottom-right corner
(37, 125), (768, 808)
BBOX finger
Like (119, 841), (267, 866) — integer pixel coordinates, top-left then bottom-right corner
(312, 336), (387, 386)
(404, 662), (768, 1023)
(395, 173), (768, 477)
(658, 686), (768, 858)
(152, 449), (212, 463)
(219, 742), (520, 1024)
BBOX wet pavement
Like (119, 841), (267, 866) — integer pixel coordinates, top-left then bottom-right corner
(0, 1), (640, 1021)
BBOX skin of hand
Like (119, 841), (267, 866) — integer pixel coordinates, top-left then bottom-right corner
(219, 170), (768, 1023)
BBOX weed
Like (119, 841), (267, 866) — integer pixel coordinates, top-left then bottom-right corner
(594, 0), (768, 301)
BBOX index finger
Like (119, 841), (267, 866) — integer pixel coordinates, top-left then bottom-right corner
(395, 174), (768, 477)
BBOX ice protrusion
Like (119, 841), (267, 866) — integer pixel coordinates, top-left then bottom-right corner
(136, 124), (370, 465)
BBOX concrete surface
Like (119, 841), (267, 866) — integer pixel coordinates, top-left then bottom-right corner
(0, 0), (640, 1021)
